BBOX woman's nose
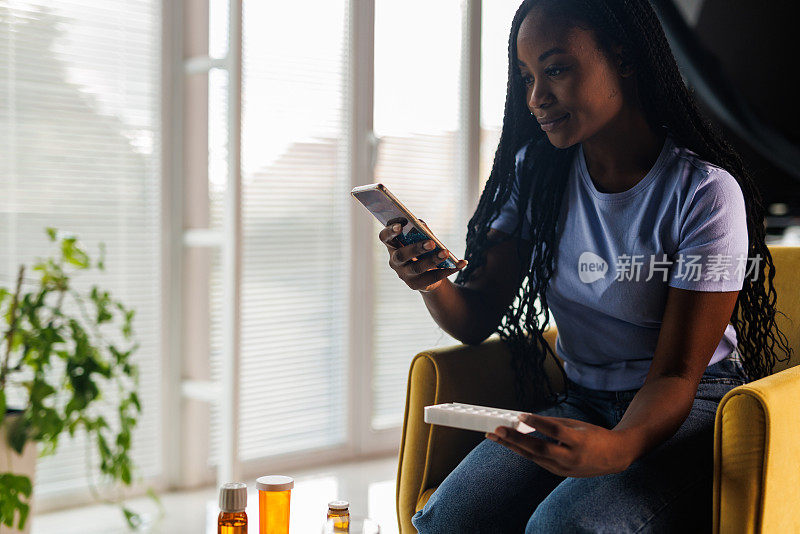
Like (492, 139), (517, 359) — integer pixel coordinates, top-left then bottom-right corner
(529, 81), (554, 112)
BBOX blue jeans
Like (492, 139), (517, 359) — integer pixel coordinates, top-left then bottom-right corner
(411, 354), (748, 533)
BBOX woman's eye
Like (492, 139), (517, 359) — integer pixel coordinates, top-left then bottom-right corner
(545, 66), (569, 77)
(521, 66), (568, 86)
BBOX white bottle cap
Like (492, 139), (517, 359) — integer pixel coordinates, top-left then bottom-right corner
(328, 500), (349, 510)
(256, 475), (294, 492)
(219, 482), (247, 513)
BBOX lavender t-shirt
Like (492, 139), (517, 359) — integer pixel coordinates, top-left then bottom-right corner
(490, 132), (749, 390)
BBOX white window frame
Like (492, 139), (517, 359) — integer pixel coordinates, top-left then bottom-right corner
(166, 0), (484, 491)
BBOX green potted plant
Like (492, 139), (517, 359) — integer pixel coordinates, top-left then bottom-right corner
(0, 228), (158, 532)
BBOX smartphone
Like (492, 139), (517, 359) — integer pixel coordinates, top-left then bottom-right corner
(350, 183), (460, 269)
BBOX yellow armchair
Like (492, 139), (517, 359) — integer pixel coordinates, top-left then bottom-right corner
(396, 246), (800, 534)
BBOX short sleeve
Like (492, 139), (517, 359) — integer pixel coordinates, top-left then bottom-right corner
(668, 169), (749, 291)
(489, 144), (532, 240)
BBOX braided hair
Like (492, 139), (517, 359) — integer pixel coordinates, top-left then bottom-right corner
(454, 0), (794, 411)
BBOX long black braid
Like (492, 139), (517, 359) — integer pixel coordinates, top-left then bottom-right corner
(453, 0), (794, 411)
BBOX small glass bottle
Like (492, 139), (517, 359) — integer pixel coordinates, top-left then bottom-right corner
(327, 500), (350, 532)
(218, 482), (248, 534)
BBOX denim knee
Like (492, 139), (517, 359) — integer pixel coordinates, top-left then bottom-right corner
(412, 494), (486, 534)
(526, 493), (599, 534)
(526, 504), (566, 534)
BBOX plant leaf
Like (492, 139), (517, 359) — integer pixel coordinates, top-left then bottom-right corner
(0, 473), (32, 530)
(122, 507), (142, 529)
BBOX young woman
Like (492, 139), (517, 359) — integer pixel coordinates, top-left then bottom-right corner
(379, 0), (792, 532)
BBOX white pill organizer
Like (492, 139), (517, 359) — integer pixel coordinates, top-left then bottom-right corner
(424, 402), (536, 434)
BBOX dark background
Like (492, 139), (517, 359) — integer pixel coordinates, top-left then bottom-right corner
(675, 0), (800, 239)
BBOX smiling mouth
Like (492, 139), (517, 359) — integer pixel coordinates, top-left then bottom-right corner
(539, 113), (570, 131)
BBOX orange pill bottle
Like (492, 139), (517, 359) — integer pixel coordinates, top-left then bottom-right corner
(256, 475), (294, 534)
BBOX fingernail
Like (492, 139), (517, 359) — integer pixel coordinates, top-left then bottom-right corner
(438, 251), (447, 258)
(423, 240), (435, 250)
(392, 224), (401, 232)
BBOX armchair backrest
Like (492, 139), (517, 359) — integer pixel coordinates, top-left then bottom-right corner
(741, 245), (800, 374)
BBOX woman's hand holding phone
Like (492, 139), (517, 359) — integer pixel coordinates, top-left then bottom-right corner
(379, 220), (468, 293)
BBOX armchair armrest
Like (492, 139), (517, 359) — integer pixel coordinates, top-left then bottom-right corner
(713, 364), (800, 533)
(396, 328), (562, 534)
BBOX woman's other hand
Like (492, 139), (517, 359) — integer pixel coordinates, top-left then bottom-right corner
(486, 413), (634, 478)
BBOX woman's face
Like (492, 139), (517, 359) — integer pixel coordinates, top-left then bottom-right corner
(515, 8), (633, 148)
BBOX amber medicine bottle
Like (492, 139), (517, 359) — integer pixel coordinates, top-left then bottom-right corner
(218, 482), (248, 533)
(327, 500), (350, 531)
(256, 475), (294, 534)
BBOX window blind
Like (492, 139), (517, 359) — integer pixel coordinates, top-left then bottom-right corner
(209, 0), (350, 464)
(480, 0), (522, 191)
(371, 0), (467, 430)
(0, 0), (162, 500)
